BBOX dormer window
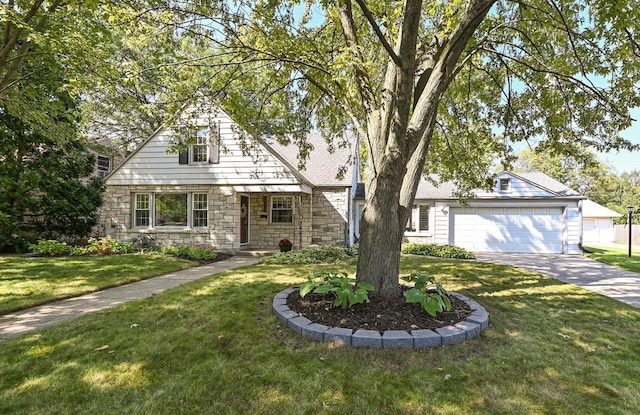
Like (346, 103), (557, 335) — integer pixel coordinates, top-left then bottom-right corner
(499, 178), (511, 191)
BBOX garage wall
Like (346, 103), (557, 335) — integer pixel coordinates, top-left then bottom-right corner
(566, 204), (581, 253)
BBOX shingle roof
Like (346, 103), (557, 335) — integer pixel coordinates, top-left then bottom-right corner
(582, 200), (622, 218)
(265, 133), (356, 187)
(410, 171), (583, 200)
(414, 176), (458, 199)
(513, 171), (582, 197)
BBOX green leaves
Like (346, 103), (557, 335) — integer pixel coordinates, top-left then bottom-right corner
(299, 270), (374, 309)
(401, 271), (452, 317)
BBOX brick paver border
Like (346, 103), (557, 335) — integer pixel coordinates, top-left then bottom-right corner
(273, 288), (489, 349)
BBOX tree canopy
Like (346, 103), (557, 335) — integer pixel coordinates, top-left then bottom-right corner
(123, 0), (640, 295)
(4, 1), (640, 293)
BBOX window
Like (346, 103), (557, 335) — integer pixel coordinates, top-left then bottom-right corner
(406, 204), (430, 233)
(192, 194), (208, 227)
(133, 192), (208, 228)
(271, 196), (294, 223)
(97, 156), (111, 173)
(135, 194), (150, 227)
(191, 128), (209, 163)
(499, 178), (511, 191)
(178, 126), (220, 165)
(155, 194), (188, 226)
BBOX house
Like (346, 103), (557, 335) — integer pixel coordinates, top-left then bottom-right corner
(355, 171), (586, 254)
(582, 200), (621, 245)
(99, 105), (357, 251)
(99, 103), (588, 254)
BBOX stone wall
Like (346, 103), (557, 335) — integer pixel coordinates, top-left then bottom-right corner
(99, 184), (239, 251)
(246, 193), (312, 250)
(311, 188), (349, 246)
(99, 185), (350, 251)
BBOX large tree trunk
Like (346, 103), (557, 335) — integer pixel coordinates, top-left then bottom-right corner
(351, 0), (495, 298)
(356, 152), (409, 298)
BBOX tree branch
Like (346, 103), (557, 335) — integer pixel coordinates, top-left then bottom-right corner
(353, 0), (401, 66)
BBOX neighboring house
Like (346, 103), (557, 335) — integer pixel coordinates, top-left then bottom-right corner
(355, 171), (586, 254)
(99, 105), (357, 252)
(91, 137), (125, 179)
(582, 200), (621, 245)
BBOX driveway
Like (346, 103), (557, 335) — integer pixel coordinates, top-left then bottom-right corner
(474, 253), (640, 308)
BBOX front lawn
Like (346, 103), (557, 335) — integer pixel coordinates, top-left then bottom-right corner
(1, 257), (638, 414)
(0, 254), (195, 314)
(584, 245), (640, 273)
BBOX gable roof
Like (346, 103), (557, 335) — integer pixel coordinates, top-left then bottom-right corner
(512, 171), (581, 197)
(582, 200), (622, 218)
(266, 133), (356, 187)
(412, 171), (584, 200)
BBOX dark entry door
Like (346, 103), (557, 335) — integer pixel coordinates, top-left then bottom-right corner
(240, 195), (249, 244)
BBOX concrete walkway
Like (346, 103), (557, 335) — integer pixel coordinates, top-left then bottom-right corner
(475, 253), (640, 308)
(0, 254), (261, 341)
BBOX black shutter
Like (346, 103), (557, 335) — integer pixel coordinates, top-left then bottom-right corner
(178, 148), (189, 164)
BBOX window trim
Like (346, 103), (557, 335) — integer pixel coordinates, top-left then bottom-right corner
(134, 193), (151, 227)
(405, 204), (431, 234)
(269, 195), (294, 224)
(499, 178), (511, 192)
(97, 155), (111, 173)
(192, 193), (208, 228)
(190, 127), (209, 164)
(132, 192), (208, 229)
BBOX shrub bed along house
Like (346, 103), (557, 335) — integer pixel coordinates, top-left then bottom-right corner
(262, 244), (358, 265)
(401, 243), (476, 259)
(29, 238), (218, 262)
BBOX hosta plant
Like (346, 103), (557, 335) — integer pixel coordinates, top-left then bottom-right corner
(299, 270), (374, 309)
(401, 271), (452, 317)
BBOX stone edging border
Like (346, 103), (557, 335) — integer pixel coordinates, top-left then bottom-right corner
(273, 288), (489, 349)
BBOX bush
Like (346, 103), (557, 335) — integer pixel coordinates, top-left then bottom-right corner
(162, 246), (217, 261)
(78, 237), (135, 255)
(401, 243), (476, 259)
(29, 240), (71, 256)
(262, 244), (357, 265)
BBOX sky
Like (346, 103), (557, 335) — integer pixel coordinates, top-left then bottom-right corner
(600, 108), (640, 174)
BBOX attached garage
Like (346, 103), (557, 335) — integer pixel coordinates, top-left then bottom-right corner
(450, 206), (565, 253)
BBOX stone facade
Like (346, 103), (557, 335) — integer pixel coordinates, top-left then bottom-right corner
(99, 184), (239, 251)
(245, 193), (313, 250)
(99, 185), (350, 252)
(311, 188), (349, 246)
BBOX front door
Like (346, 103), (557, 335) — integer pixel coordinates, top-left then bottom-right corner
(240, 195), (249, 245)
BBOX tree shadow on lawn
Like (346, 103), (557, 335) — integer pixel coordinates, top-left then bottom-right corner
(1, 260), (639, 414)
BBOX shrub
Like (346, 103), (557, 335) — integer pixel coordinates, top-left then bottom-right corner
(82, 237), (135, 255)
(29, 240), (71, 256)
(300, 270), (374, 309)
(162, 246), (217, 261)
(401, 271), (452, 317)
(401, 243), (476, 259)
(262, 244), (357, 265)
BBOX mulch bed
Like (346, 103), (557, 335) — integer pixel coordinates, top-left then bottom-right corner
(286, 285), (473, 332)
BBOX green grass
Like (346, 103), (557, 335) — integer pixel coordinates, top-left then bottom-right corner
(1, 257), (639, 414)
(0, 254), (195, 314)
(584, 245), (640, 273)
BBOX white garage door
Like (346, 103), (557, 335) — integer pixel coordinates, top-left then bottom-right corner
(451, 207), (564, 253)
